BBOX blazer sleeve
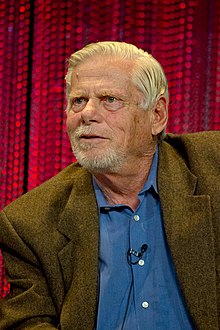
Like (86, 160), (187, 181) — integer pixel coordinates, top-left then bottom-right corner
(0, 210), (58, 329)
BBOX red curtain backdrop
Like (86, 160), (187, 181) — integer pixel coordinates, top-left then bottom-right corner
(0, 0), (220, 298)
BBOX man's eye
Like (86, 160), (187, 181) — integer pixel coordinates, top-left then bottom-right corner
(73, 97), (85, 105)
(70, 97), (87, 112)
(106, 96), (117, 103)
(102, 96), (124, 111)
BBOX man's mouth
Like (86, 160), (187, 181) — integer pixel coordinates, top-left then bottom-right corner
(79, 134), (106, 140)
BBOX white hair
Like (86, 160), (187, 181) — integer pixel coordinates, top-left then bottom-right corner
(65, 41), (169, 139)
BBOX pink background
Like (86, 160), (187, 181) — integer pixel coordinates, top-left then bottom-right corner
(0, 0), (220, 298)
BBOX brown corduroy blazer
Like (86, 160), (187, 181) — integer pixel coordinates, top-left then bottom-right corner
(0, 132), (219, 329)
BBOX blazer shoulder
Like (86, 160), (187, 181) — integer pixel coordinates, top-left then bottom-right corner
(163, 131), (220, 159)
(166, 130), (220, 144)
(161, 131), (220, 188)
(1, 163), (92, 229)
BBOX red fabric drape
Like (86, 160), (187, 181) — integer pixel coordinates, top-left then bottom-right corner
(0, 0), (220, 299)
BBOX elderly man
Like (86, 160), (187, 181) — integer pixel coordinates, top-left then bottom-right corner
(0, 42), (219, 330)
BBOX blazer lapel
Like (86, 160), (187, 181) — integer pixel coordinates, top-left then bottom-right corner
(158, 141), (218, 329)
(57, 168), (99, 328)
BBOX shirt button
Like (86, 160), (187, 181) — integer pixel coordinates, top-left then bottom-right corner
(138, 259), (145, 266)
(142, 301), (149, 309)
(133, 215), (140, 221)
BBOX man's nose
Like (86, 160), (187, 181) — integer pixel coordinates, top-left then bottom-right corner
(81, 99), (102, 124)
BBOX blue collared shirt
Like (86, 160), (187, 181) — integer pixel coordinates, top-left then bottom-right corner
(94, 149), (193, 330)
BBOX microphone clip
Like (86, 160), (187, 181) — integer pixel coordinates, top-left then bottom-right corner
(127, 244), (148, 265)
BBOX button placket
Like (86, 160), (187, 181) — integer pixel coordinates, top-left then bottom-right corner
(133, 214), (140, 222)
(142, 301), (149, 309)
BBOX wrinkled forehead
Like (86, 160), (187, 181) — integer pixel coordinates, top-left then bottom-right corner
(70, 70), (133, 97)
(71, 56), (134, 82)
(68, 58), (144, 101)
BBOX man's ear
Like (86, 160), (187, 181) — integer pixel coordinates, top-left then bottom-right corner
(151, 97), (168, 136)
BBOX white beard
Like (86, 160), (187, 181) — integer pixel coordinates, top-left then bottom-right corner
(69, 127), (126, 173)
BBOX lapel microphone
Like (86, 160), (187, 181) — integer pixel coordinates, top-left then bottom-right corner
(127, 244), (148, 265)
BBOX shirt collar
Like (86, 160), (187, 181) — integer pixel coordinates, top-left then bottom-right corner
(139, 146), (158, 195)
(93, 147), (158, 208)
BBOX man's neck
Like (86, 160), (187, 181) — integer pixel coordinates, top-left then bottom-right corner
(92, 150), (156, 211)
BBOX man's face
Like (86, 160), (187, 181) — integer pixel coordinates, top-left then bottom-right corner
(66, 56), (157, 173)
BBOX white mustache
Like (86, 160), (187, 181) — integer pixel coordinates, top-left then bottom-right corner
(72, 126), (95, 138)
(72, 126), (107, 139)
